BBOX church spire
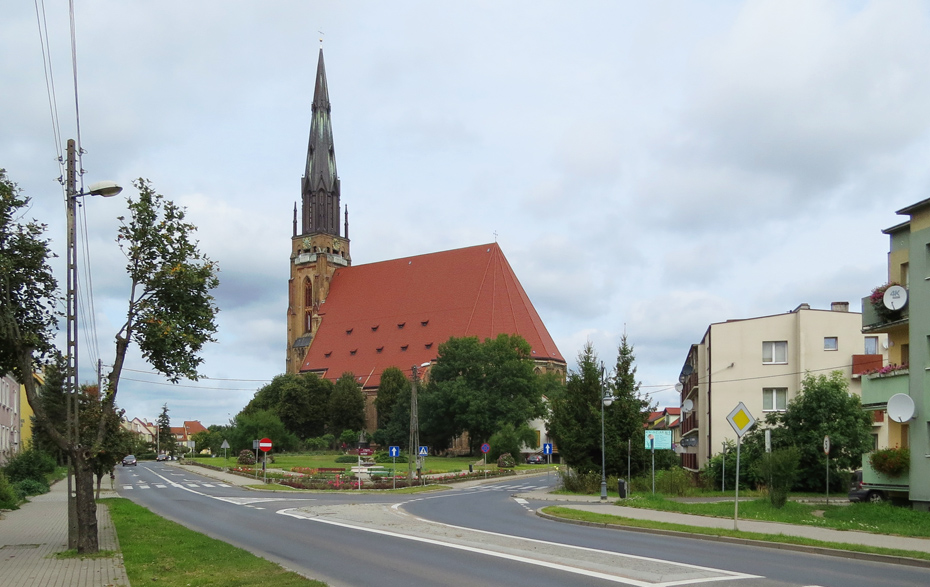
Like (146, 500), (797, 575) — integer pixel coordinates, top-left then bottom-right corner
(301, 48), (340, 236)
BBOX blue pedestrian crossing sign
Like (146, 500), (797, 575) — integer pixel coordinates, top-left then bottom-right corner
(542, 443), (553, 455)
(388, 446), (400, 458)
(418, 446), (429, 457)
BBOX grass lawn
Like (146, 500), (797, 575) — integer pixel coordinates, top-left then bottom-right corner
(105, 498), (326, 586)
(543, 506), (930, 562)
(614, 494), (930, 538)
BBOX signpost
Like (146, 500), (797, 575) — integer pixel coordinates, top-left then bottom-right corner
(643, 430), (672, 494)
(418, 446), (429, 485)
(259, 438), (272, 484)
(543, 443), (553, 480)
(389, 446), (400, 490)
(726, 403), (756, 530)
(481, 443), (490, 479)
(221, 439), (230, 463)
(824, 435), (831, 506)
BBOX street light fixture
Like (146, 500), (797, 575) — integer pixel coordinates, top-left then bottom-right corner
(600, 365), (614, 501)
(64, 138), (121, 548)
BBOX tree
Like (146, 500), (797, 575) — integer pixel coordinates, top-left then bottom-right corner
(547, 342), (604, 474)
(607, 334), (653, 477)
(241, 373), (333, 440)
(420, 334), (546, 453)
(229, 409), (297, 453)
(374, 367), (408, 430)
(156, 404), (176, 457)
(742, 371), (872, 492)
(328, 373), (366, 438)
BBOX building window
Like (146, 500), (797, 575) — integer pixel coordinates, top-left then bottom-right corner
(864, 336), (879, 355)
(824, 337), (838, 351)
(762, 388), (787, 411)
(762, 341), (787, 364)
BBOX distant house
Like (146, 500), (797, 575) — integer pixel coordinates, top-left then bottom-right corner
(170, 420), (208, 454)
(1, 374), (22, 465)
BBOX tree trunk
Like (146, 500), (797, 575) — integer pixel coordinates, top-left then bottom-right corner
(73, 450), (99, 553)
(95, 472), (102, 500)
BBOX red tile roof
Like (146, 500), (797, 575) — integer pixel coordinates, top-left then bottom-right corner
(300, 243), (564, 387)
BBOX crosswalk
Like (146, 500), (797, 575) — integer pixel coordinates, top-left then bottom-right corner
(121, 482), (231, 490)
(464, 483), (548, 492)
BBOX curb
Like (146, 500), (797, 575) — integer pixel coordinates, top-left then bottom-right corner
(534, 507), (930, 569)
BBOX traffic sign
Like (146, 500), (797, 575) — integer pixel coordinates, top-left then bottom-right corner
(258, 438), (272, 453)
(480, 443), (490, 454)
(388, 446), (400, 457)
(823, 435), (830, 456)
(358, 448), (374, 456)
(726, 402), (756, 438)
(542, 443), (552, 455)
(418, 446), (429, 457)
(220, 440), (230, 449)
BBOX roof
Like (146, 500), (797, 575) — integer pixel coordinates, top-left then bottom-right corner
(299, 243), (564, 387)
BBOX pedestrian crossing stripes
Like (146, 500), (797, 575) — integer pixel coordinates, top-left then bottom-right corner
(121, 482), (230, 490)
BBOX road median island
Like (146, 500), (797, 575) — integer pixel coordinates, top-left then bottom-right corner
(538, 505), (930, 568)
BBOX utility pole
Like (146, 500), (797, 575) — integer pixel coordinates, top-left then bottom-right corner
(408, 365), (419, 482)
(65, 139), (79, 549)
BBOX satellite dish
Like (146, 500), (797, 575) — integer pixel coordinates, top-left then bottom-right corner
(675, 383), (684, 393)
(882, 340), (890, 350)
(887, 393), (915, 423)
(682, 399), (694, 413)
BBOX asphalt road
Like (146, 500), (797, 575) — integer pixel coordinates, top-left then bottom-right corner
(115, 464), (930, 587)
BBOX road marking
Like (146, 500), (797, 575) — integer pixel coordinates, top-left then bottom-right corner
(514, 498), (528, 504)
(122, 485), (132, 490)
(139, 485), (150, 489)
(155, 484), (166, 488)
(277, 507), (760, 587)
(202, 483), (214, 487)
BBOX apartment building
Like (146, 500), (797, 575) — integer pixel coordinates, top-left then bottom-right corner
(679, 303), (886, 471)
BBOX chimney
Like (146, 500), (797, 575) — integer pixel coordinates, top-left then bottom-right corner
(831, 301), (849, 312)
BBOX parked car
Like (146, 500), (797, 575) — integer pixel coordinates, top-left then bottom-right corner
(121, 454), (137, 467)
(849, 470), (885, 503)
(156, 453), (168, 462)
(525, 454), (545, 464)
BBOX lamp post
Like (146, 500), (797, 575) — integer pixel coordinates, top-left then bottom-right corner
(64, 138), (121, 548)
(600, 365), (614, 501)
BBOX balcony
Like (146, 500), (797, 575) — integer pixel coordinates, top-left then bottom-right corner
(862, 460), (910, 490)
(861, 370), (909, 408)
(862, 294), (908, 331)
(852, 354), (884, 376)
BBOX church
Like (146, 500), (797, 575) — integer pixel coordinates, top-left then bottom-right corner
(286, 49), (565, 427)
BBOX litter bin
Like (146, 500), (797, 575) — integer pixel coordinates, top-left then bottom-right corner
(469, 464), (473, 473)
(617, 478), (628, 499)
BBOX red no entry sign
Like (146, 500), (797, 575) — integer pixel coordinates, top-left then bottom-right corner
(259, 438), (272, 453)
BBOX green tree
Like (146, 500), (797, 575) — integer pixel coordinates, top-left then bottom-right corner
(742, 371), (872, 492)
(241, 373), (333, 439)
(488, 423), (537, 461)
(374, 367), (408, 429)
(420, 334), (546, 453)
(607, 334), (653, 477)
(328, 373), (366, 438)
(156, 404), (176, 457)
(229, 409), (298, 453)
(547, 342), (604, 474)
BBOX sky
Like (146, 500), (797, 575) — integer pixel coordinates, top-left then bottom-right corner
(4, 1), (930, 428)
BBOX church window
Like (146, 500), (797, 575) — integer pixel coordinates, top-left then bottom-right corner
(401, 345), (408, 351)
(425, 342), (433, 349)
(371, 325), (379, 332)
(397, 322), (405, 329)
(350, 349), (357, 356)
(421, 320), (429, 326)
(376, 347), (383, 353)
(324, 351), (332, 358)
(346, 328), (353, 335)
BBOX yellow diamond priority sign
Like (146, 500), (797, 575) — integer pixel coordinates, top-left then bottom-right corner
(727, 402), (756, 438)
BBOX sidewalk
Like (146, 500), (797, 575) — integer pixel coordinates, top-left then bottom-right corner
(518, 489), (930, 565)
(0, 479), (130, 586)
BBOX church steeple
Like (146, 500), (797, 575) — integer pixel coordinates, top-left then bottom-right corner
(301, 48), (340, 236)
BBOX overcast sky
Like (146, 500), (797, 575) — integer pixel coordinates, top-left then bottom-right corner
(4, 1), (929, 428)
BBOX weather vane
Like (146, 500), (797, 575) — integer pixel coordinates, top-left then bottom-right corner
(319, 30), (324, 48)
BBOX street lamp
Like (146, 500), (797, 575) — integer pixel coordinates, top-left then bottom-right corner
(600, 366), (614, 501)
(64, 138), (121, 548)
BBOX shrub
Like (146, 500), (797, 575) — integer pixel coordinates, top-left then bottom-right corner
(0, 471), (19, 509)
(237, 450), (255, 465)
(374, 451), (407, 464)
(13, 478), (49, 497)
(558, 469), (601, 494)
(754, 447), (800, 508)
(305, 437), (328, 451)
(655, 467), (693, 497)
(335, 455), (359, 463)
(870, 446), (910, 477)
(3, 448), (56, 483)
(496, 453), (516, 468)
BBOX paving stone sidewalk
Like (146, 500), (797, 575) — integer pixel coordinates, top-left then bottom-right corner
(0, 479), (130, 586)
